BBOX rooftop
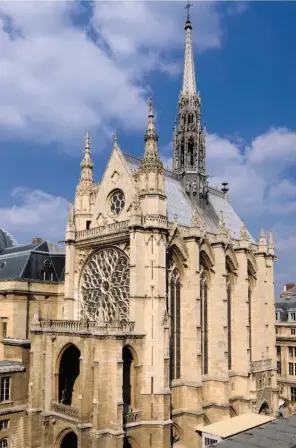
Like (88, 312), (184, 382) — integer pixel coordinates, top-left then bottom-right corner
(211, 413), (296, 448)
(195, 413), (274, 439)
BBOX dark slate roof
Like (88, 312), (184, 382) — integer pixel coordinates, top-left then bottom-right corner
(0, 360), (23, 367)
(123, 153), (255, 243)
(275, 295), (296, 322)
(0, 239), (65, 282)
(213, 414), (296, 448)
(0, 228), (18, 253)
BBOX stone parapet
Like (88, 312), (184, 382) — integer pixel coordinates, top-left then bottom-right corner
(31, 319), (136, 336)
(250, 359), (272, 373)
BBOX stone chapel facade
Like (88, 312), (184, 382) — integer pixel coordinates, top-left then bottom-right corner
(24, 14), (278, 448)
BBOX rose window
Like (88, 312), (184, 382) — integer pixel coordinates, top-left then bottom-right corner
(80, 247), (130, 323)
(109, 189), (125, 216)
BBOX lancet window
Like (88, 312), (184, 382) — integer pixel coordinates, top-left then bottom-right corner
(168, 261), (181, 381)
(200, 267), (208, 375)
(226, 272), (232, 370)
(247, 271), (255, 362)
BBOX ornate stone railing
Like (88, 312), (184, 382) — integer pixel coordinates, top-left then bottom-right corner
(123, 410), (141, 425)
(250, 358), (272, 373)
(31, 319), (135, 334)
(51, 401), (79, 419)
(76, 220), (129, 241)
(143, 214), (167, 228)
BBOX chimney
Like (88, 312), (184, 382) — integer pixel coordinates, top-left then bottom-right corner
(32, 237), (43, 246)
(284, 283), (295, 292)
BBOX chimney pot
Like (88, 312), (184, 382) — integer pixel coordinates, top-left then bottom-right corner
(32, 238), (42, 245)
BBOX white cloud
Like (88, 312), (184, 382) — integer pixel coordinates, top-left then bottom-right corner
(0, 188), (68, 243)
(0, 1), (240, 149)
(205, 128), (296, 295)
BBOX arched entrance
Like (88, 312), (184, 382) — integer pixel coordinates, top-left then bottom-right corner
(60, 431), (77, 448)
(58, 344), (80, 405)
(122, 345), (136, 414)
(259, 402), (270, 415)
(123, 438), (132, 448)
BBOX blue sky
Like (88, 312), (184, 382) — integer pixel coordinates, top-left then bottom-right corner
(0, 1), (295, 295)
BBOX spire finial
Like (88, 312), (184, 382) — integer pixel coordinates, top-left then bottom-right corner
(185, 0), (193, 22)
(268, 229), (275, 256)
(113, 131), (120, 150)
(79, 131), (94, 187)
(181, 1), (196, 96)
(143, 96), (160, 162)
(258, 227), (267, 253)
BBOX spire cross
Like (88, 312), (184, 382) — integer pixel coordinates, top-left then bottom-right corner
(185, 0), (193, 21)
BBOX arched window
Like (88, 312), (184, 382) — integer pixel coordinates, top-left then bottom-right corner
(200, 270), (208, 375)
(248, 282), (252, 362)
(188, 113), (194, 125)
(226, 275), (232, 370)
(168, 262), (181, 380)
(122, 346), (137, 415)
(0, 440), (8, 448)
(188, 139), (194, 167)
(180, 142), (185, 168)
(58, 344), (80, 406)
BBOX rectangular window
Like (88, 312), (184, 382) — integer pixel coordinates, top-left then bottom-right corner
(86, 220), (91, 230)
(291, 387), (296, 401)
(292, 328), (296, 335)
(275, 311), (280, 321)
(277, 361), (281, 375)
(276, 328), (278, 334)
(0, 377), (10, 402)
(1, 319), (7, 338)
(289, 347), (294, 357)
(276, 346), (281, 356)
(290, 313), (296, 322)
(205, 437), (218, 446)
(289, 363), (294, 375)
(0, 419), (9, 431)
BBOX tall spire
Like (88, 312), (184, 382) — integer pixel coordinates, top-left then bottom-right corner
(79, 132), (94, 186)
(143, 97), (160, 162)
(182, 2), (197, 96)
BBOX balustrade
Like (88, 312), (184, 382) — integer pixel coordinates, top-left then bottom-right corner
(51, 401), (79, 419)
(31, 319), (135, 334)
(123, 410), (141, 425)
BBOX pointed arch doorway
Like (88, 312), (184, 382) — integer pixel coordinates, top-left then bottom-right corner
(60, 431), (77, 448)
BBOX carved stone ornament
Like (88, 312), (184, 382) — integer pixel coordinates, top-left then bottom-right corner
(79, 247), (130, 323)
(191, 208), (201, 228)
(75, 248), (92, 273)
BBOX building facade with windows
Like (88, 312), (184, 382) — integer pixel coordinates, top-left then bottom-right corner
(1, 13), (278, 448)
(0, 229), (65, 448)
(275, 284), (296, 405)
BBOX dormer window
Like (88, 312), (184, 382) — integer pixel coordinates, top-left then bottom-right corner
(289, 311), (296, 322)
(275, 309), (282, 322)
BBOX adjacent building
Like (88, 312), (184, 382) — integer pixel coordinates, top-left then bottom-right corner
(0, 229), (65, 448)
(275, 283), (296, 406)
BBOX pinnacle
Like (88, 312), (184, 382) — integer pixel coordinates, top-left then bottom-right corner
(79, 131), (94, 185)
(143, 97), (161, 163)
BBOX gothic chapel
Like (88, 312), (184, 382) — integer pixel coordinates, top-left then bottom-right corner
(28, 13), (278, 448)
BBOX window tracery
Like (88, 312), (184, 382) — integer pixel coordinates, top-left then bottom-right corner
(80, 248), (130, 323)
(109, 189), (125, 216)
(167, 260), (181, 380)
